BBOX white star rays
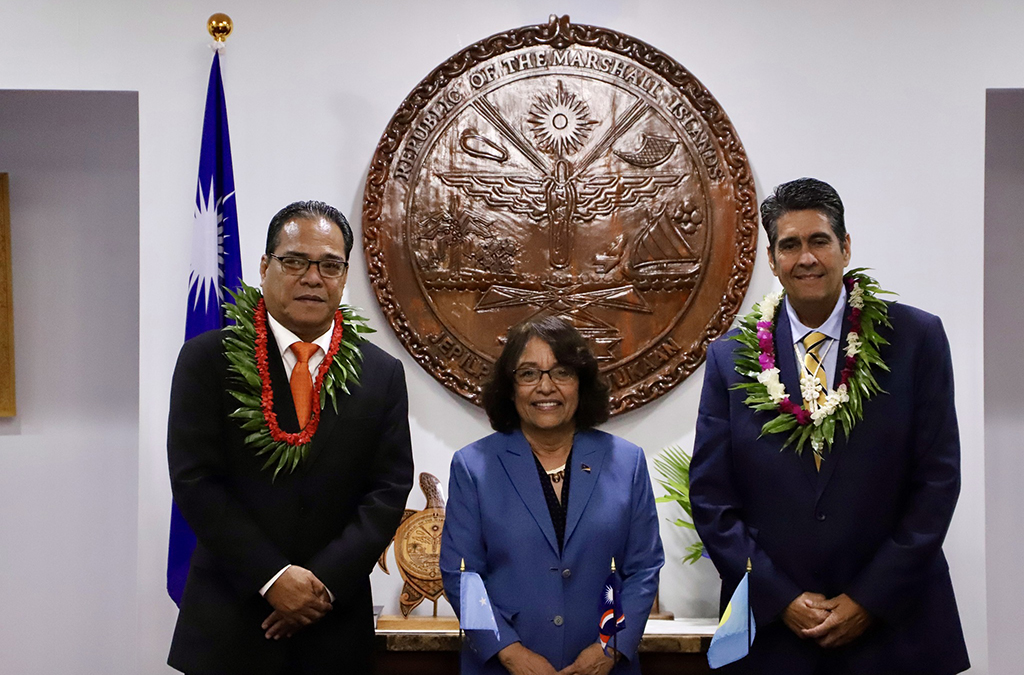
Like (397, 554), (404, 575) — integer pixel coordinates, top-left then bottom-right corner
(189, 177), (235, 311)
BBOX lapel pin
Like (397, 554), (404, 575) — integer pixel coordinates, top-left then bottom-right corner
(581, 464), (591, 473)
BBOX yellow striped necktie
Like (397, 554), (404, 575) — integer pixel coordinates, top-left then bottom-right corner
(802, 331), (828, 470)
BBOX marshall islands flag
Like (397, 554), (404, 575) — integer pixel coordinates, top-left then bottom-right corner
(167, 48), (243, 605)
(707, 569), (756, 669)
(598, 569), (625, 656)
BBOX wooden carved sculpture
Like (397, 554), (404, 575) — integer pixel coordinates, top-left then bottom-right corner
(378, 473), (447, 617)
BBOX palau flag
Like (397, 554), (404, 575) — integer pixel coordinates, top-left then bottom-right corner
(460, 571), (500, 639)
(707, 571), (756, 669)
(166, 48), (243, 605)
(598, 571), (625, 656)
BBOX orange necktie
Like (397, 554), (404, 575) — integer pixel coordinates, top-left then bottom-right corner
(289, 342), (320, 429)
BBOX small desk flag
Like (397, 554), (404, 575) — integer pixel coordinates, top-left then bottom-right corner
(167, 48), (243, 605)
(707, 570), (756, 669)
(460, 571), (500, 639)
(598, 571), (625, 656)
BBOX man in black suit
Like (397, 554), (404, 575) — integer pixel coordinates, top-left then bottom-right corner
(167, 201), (414, 674)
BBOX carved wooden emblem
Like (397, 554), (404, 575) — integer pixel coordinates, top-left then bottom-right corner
(363, 15), (757, 414)
(378, 473), (446, 616)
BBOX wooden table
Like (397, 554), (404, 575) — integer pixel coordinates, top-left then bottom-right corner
(376, 617), (716, 674)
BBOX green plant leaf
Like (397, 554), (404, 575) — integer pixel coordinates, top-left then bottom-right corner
(682, 541), (705, 565)
(653, 446), (703, 555)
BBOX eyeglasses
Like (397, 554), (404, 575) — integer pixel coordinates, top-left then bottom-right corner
(513, 365), (576, 385)
(268, 254), (349, 279)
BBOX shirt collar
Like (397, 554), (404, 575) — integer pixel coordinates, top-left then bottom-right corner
(785, 286), (847, 345)
(265, 310), (334, 359)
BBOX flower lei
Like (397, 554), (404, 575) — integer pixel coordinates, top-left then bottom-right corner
(222, 282), (374, 479)
(731, 269), (892, 457)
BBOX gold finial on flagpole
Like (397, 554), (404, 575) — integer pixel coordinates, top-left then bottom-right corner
(746, 558), (752, 573)
(611, 557), (616, 573)
(207, 13), (233, 42)
(460, 558), (466, 572)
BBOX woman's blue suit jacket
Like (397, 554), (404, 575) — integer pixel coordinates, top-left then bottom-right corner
(440, 428), (664, 674)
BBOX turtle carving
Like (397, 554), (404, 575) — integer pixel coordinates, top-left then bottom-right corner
(377, 472), (447, 616)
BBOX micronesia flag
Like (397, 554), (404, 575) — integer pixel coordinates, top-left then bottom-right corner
(707, 570), (756, 669)
(460, 571), (500, 639)
(167, 48), (243, 605)
(598, 571), (625, 656)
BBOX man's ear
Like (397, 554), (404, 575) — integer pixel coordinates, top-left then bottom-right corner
(259, 255), (269, 284)
(766, 245), (777, 275)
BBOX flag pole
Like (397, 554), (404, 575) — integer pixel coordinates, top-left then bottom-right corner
(746, 557), (752, 651)
(611, 557), (618, 662)
(460, 558), (466, 643)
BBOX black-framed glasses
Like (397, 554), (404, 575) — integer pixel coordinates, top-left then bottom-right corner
(268, 254), (349, 279)
(513, 365), (576, 385)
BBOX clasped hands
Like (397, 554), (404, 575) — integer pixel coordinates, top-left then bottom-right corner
(498, 642), (618, 675)
(782, 592), (871, 648)
(261, 565), (333, 640)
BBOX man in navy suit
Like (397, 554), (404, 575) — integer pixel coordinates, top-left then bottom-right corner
(167, 201), (413, 674)
(690, 178), (969, 674)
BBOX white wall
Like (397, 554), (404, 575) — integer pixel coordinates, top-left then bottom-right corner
(0, 90), (140, 673)
(1, 0), (1015, 672)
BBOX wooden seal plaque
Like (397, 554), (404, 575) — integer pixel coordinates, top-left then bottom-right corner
(364, 15), (757, 414)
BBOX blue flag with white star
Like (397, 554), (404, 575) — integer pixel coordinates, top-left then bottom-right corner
(167, 49), (243, 605)
(460, 571), (500, 639)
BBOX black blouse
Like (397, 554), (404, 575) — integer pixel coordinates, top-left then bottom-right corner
(533, 449), (572, 552)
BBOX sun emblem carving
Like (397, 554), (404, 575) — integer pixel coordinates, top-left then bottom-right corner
(527, 81), (597, 157)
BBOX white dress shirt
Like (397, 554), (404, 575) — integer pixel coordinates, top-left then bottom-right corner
(265, 312), (334, 382)
(784, 286), (847, 389)
(259, 312), (336, 599)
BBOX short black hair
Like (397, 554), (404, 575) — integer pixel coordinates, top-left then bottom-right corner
(265, 200), (354, 259)
(482, 316), (611, 433)
(760, 178), (846, 253)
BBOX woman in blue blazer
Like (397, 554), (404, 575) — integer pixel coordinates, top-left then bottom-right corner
(441, 317), (664, 675)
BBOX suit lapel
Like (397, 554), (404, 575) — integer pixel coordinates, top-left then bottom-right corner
(266, 328), (300, 433)
(563, 431), (608, 546)
(775, 313), (819, 487)
(775, 309), (802, 408)
(497, 430), (559, 556)
(831, 310), (851, 386)
(303, 391), (340, 471)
